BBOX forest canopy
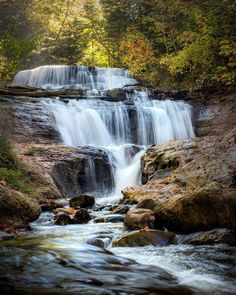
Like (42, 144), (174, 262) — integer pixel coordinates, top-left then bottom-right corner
(0, 0), (235, 88)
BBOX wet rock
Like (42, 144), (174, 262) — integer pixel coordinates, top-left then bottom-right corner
(73, 208), (91, 224)
(0, 230), (15, 240)
(154, 183), (236, 232)
(86, 235), (112, 248)
(41, 198), (69, 212)
(176, 228), (236, 246)
(106, 88), (127, 101)
(54, 212), (72, 225)
(124, 208), (155, 230)
(0, 185), (41, 228)
(112, 205), (130, 214)
(69, 193), (95, 208)
(93, 214), (124, 223)
(113, 229), (175, 247)
(51, 158), (83, 199)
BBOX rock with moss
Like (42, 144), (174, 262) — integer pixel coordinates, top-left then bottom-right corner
(113, 229), (175, 247)
(0, 185), (41, 228)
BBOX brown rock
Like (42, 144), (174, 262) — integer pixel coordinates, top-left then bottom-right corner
(69, 194), (95, 209)
(112, 229), (175, 247)
(154, 183), (236, 233)
(55, 212), (72, 225)
(0, 185), (41, 228)
(73, 208), (91, 224)
(124, 208), (155, 230)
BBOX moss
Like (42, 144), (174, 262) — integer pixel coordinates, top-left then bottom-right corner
(0, 167), (36, 197)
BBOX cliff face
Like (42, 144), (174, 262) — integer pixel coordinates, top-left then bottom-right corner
(122, 92), (236, 232)
(0, 90), (235, 233)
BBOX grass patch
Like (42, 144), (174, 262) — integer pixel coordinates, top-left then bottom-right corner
(24, 147), (37, 157)
(0, 135), (17, 168)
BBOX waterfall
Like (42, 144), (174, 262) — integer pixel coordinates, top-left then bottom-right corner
(12, 65), (137, 90)
(16, 65), (194, 203)
(43, 92), (194, 204)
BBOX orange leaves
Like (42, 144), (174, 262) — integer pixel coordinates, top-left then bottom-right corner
(119, 28), (157, 78)
(66, 209), (77, 214)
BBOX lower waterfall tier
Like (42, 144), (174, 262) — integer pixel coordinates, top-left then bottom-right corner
(43, 95), (194, 203)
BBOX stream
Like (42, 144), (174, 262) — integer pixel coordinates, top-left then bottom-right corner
(0, 66), (235, 294)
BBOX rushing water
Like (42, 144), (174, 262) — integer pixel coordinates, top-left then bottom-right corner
(43, 90), (194, 204)
(1, 66), (235, 294)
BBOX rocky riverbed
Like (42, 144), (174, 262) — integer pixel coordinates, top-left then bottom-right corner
(0, 83), (236, 294)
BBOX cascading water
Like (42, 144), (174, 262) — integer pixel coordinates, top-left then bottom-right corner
(2, 67), (234, 295)
(34, 66), (195, 204)
(12, 65), (137, 90)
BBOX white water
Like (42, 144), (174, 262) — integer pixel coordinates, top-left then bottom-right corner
(12, 65), (137, 90)
(14, 64), (194, 203)
(43, 91), (194, 204)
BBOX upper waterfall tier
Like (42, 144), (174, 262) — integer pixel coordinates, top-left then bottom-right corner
(12, 65), (137, 90)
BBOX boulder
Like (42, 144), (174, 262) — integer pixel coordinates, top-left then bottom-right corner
(69, 194), (95, 208)
(0, 185), (41, 228)
(113, 229), (175, 247)
(154, 184), (236, 233)
(176, 228), (236, 246)
(73, 208), (91, 224)
(124, 208), (155, 230)
(54, 212), (72, 225)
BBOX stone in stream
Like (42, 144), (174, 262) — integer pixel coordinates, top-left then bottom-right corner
(93, 214), (124, 223)
(113, 229), (175, 247)
(112, 205), (130, 214)
(73, 208), (91, 224)
(69, 193), (95, 209)
(86, 235), (112, 248)
(176, 228), (236, 246)
(55, 212), (72, 225)
(124, 208), (155, 230)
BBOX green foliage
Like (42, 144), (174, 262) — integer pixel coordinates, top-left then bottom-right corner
(0, 135), (17, 169)
(0, 0), (235, 88)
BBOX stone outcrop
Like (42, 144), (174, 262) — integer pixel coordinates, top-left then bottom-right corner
(112, 229), (175, 247)
(124, 208), (155, 230)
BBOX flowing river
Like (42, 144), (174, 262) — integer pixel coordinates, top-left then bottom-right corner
(0, 66), (235, 294)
